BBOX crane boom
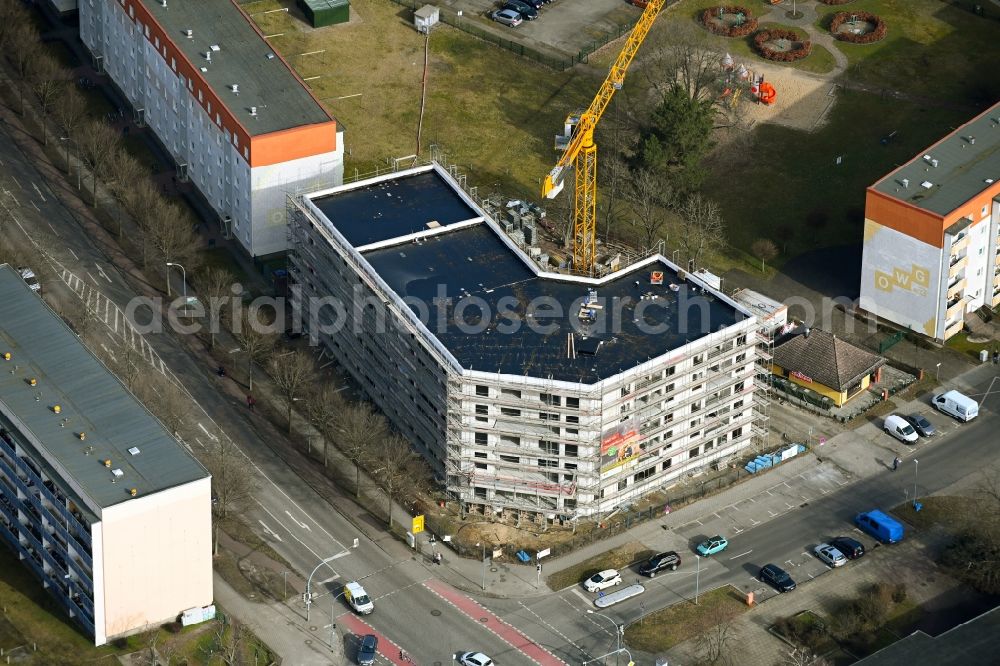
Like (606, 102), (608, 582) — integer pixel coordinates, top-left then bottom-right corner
(541, 0), (667, 273)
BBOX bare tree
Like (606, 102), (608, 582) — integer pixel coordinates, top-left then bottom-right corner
(54, 87), (89, 177)
(335, 402), (388, 498)
(76, 119), (121, 206)
(0, 1), (28, 54)
(305, 384), (343, 467)
(232, 307), (277, 392)
(124, 181), (163, 265)
(625, 167), (674, 251)
(643, 21), (725, 104)
(677, 193), (726, 269)
(751, 238), (779, 273)
(776, 648), (830, 666)
(198, 267), (236, 348)
(8, 23), (40, 115)
(599, 153), (630, 242)
(30, 54), (67, 146)
(204, 435), (255, 556)
(148, 201), (200, 280)
(371, 435), (421, 529)
(695, 610), (736, 666)
(268, 350), (317, 434)
(215, 617), (251, 666)
(106, 150), (145, 237)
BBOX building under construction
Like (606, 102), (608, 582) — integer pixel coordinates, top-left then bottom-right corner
(288, 164), (766, 521)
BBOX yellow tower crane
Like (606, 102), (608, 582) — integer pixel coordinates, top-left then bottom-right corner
(541, 0), (667, 275)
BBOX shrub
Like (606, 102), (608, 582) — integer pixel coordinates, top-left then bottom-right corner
(753, 28), (812, 61)
(830, 11), (888, 44)
(891, 582), (908, 603)
(702, 6), (758, 37)
(163, 621), (184, 634)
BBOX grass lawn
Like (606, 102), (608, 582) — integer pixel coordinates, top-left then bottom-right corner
(545, 542), (653, 591)
(945, 330), (993, 361)
(624, 586), (748, 652)
(704, 90), (973, 262)
(893, 495), (972, 531)
(813, 0), (1000, 102)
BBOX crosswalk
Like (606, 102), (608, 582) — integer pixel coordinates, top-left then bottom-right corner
(56, 264), (177, 386)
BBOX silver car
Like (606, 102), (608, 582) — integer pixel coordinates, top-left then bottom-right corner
(814, 543), (847, 568)
(491, 8), (523, 27)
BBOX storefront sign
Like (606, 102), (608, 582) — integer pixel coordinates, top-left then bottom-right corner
(790, 370), (813, 384)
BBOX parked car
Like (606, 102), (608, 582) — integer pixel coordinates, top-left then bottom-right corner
(883, 414), (918, 443)
(17, 267), (40, 293)
(490, 8), (523, 27)
(932, 390), (978, 422)
(829, 536), (865, 560)
(814, 543), (847, 568)
(356, 634), (378, 666)
(696, 535), (728, 556)
(519, 0), (545, 8)
(503, 0), (538, 20)
(903, 413), (935, 437)
(639, 551), (681, 577)
(459, 652), (494, 666)
(759, 564), (796, 592)
(855, 509), (904, 544)
(583, 569), (622, 592)
(343, 581), (374, 615)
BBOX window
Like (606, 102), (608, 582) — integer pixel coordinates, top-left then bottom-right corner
(475, 404), (488, 415)
(537, 459), (557, 468)
(564, 462), (577, 470)
(634, 467), (655, 483)
(540, 393), (561, 406)
(566, 396), (580, 409)
(732, 427), (743, 439)
(704, 439), (714, 451)
(475, 432), (487, 445)
(501, 407), (520, 417)
(566, 415), (579, 424)
(693, 354), (704, 365)
(501, 388), (521, 399)
(475, 462), (487, 470)
(538, 440), (558, 455)
(474, 452), (487, 459)
(565, 444), (578, 458)
(666, 366), (676, 376)
(475, 385), (489, 397)
(662, 459), (672, 470)
(474, 487), (487, 499)
(617, 479), (628, 491)
(539, 412), (559, 421)
(499, 454), (519, 464)
(689, 447), (700, 458)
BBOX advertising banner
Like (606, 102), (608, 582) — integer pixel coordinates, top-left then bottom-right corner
(600, 417), (641, 471)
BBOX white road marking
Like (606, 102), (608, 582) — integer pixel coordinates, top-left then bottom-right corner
(285, 510), (313, 531)
(95, 264), (112, 283)
(258, 520), (284, 542)
(570, 588), (593, 605)
(33, 201), (40, 212)
(197, 422), (219, 441)
(86, 271), (99, 285)
(68, 248), (78, 260)
(11, 176), (22, 190)
(32, 182), (45, 201)
(729, 549), (753, 560)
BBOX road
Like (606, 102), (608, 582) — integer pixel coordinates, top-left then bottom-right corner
(489, 369), (999, 662)
(0, 121), (561, 665)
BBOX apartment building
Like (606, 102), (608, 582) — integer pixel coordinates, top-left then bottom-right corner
(0, 265), (212, 645)
(287, 164), (764, 520)
(79, 0), (345, 257)
(860, 102), (1000, 341)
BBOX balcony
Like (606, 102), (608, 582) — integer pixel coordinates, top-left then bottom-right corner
(946, 277), (966, 299)
(946, 297), (964, 320)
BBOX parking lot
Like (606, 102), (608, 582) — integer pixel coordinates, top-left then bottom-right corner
(438, 0), (642, 57)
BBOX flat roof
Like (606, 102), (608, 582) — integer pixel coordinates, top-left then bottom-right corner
(309, 167), (748, 383)
(138, 0), (331, 136)
(854, 606), (1000, 666)
(0, 265), (208, 514)
(872, 101), (1000, 216)
(311, 170), (480, 248)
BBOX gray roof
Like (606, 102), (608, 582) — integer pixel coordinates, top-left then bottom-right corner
(871, 101), (1000, 216)
(854, 605), (1000, 666)
(0, 265), (208, 515)
(138, 0), (331, 136)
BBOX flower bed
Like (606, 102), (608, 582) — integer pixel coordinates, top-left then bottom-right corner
(753, 28), (812, 62)
(701, 6), (758, 37)
(830, 11), (887, 44)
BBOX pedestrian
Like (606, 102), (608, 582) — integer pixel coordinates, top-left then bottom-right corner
(247, 394), (255, 411)
(892, 456), (900, 471)
(993, 350), (998, 365)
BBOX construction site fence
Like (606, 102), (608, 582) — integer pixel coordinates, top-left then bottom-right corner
(385, 0), (646, 71)
(426, 464), (754, 562)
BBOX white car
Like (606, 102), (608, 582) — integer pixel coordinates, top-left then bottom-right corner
(583, 569), (622, 593)
(883, 414), (918, 443)
(18, 267), (40, 293)
(814, 543), (847, 568)
(459, 652), (494, 666)
(343, 581), (374, 615)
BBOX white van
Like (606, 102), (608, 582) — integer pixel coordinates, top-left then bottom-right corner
(883, 414), (919, 443)
(932, 390), (978, 422)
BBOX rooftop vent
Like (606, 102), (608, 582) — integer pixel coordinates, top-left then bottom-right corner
(426, 220), (441, 229)
(931, 159), (939, 168)
(103, 459), (112, 468)
(200, 67), (208, 73)
(78, 432), (86, 441)
(231, 84), (239, 95)
(210, 44), (221, 52)
(250, 106), (257, 117)
(160, 0), (167, 7)
(987, 179), (995, 185)
(921, 181), (933, 189)
(2, 352), (10, 360)
(901, 178), (909, 188)
(184, 29), (193, 38)
(111, 468), (124, 481)
(52, 404), (61, 414)
(129, 488), (137, 497)
(205, 51), (212, 61)
(28, 377), (37, 386)
(968, 136), (976, 145)
(266, 53), (276, 60)
(128, 446), (141, 456)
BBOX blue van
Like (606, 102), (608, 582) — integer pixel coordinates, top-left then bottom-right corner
(854, 509), (904, 544)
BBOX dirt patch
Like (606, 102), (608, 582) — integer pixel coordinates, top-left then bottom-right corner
(625, 585), (749, 652)
(741, 64), (839, 131)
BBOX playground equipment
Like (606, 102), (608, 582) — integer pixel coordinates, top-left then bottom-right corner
(718, 54), (777, 107)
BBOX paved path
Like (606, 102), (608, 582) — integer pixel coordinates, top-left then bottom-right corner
(757, 0), (850, 76)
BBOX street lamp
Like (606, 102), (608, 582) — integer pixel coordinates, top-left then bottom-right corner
(59, 137), (81, 189)
(913, 459), (919, 508)
(586, 609), (625, 666)
(935, 362), (941, 382)
(695, 554), (701, 605)
(166, 262), (186, 302)
(305, 554), (341, 622)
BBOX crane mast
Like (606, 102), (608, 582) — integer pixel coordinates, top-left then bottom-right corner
(541, 0), (667, 274)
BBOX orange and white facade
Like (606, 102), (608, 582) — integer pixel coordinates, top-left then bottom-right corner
(860, 102), (1000, 341)
(79, 0), (344, 257)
